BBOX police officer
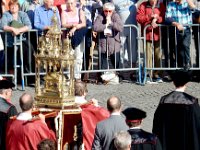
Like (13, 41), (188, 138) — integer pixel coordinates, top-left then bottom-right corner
(0, 79), (18, 150)
(123, 107), (162, 150)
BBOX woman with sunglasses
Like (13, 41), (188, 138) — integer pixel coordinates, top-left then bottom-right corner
(93, 2), (123, 82)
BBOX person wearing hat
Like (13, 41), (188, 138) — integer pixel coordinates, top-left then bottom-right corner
(0, 79), (18, 150)
(123, 107), (162, 150)
(152, 69), (200, 150)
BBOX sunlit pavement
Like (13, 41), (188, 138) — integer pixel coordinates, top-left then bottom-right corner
(12, 81), (200, 132)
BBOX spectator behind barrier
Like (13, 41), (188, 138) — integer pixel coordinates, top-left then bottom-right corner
(93, 2), (123, 83)
(1, 0), (32, 73)
(79, 0), (103, 82)
(21, 0), (42, 29)
(136, 0), (166, 83)
(21, 0), (42, 54)
(165, 0), (196, 69)
(112, 0), (138, 70)
(34, 0), (61, 34)
(61, 0), (87, 80)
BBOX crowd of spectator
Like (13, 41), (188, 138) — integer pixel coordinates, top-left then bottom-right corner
(0, 0), (200, 84)
(0, 0), (200, 149)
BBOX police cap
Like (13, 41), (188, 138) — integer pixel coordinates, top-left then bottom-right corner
(122, 107), (146, 122)
(0, 79), (15, 89)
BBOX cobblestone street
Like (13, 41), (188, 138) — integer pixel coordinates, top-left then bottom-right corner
(12, 81), (200, 132)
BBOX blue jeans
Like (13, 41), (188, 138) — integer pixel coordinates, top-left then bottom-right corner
(101, 52), (120, 69)
(0, 51), (4, 72)
(177, 28), (191, 67)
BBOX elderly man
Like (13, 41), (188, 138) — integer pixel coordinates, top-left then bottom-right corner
(6, 93), (56, 150)
(34, 0), (61, 33)
(92, 96), (128, 150)
(114, 131), (132, 150)
(0, 79), (17, 150)
(153, 70), (200, 150)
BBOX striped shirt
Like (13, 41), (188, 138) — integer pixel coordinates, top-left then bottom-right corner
(165, 0), (192, 25)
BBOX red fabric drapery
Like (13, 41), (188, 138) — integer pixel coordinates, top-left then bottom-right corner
(81, 104), (110, 150)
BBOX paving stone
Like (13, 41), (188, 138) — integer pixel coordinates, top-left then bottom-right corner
(11, 81), (200, 132)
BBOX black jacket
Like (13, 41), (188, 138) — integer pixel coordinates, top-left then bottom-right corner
(153, 91), (200, 150)
(0, 97), (17, 150)
(128, 129), (162, 150)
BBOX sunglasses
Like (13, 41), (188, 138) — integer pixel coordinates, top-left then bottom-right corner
(104, 10), (112, 13)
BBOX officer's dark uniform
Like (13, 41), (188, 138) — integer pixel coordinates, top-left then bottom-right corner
(123, 107), (162, 150)
(0, 80), (17, 150)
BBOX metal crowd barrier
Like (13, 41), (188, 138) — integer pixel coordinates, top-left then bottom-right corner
(0, 30), (38, 90)
(142, 24), (200, 84)
(0, 25), (142, 88)
(81, 25), (142, 83)
(0, 30), (23, 90)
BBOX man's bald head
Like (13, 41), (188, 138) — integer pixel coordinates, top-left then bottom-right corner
(19, 93), (34, 112)
(107, 96), (121, 113)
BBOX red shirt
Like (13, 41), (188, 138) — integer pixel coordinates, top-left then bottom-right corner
(136, 1), (166, 41)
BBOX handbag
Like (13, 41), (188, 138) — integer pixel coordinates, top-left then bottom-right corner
(101, 72), (119, 85)
(9, 20), (24, 28)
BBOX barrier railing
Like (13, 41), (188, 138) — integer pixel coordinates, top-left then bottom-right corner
(0, 30), (24, 90)
(1, 23), (200, 87)
(0, 25), (142, 88)
(142, 23), (200, 84)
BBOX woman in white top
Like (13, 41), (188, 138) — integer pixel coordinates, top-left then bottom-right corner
(61, 0), (86, 80)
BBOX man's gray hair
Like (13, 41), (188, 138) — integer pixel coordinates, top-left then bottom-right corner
(114, 131), (132, 150)
(103, 2), (115, 11)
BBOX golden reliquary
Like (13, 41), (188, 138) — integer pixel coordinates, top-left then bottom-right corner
(34, 8), (76, 109)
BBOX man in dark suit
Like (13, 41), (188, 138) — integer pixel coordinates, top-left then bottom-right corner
(123, 107), (162, 150)
(0, 79), (18, 150)
(92, 96), (128, 150)
(152, 70), (200, 150)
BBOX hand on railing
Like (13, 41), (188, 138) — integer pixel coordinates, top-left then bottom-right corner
(151, 18), (158, 28)
(12, 28), (21, 36)
(173, 22), (184, 31)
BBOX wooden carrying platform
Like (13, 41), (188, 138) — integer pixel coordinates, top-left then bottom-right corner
(39, 105), (110, 150)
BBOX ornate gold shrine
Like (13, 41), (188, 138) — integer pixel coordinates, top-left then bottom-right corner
(34, 9), (76, 108)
